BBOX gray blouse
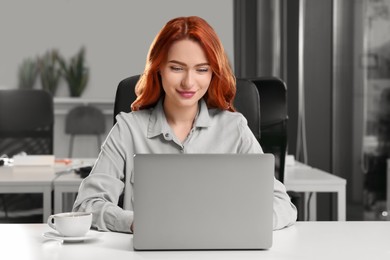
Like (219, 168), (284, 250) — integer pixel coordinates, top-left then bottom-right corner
(73, 99), (297, 232)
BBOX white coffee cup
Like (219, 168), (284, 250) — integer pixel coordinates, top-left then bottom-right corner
(47, 212), (92, 237)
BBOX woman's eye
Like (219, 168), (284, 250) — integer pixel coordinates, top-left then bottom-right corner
(197, 67), (209, 73)
(170, 66), (183, 71)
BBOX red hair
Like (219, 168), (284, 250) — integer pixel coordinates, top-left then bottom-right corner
(131, 16), (236, 111)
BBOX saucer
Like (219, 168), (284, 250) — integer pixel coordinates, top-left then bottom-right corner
(43, 230), (101, 242)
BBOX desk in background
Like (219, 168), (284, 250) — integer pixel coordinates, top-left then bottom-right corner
(0, 159), (95, 222)
(0, 166), (54, 222)
(284, 162), (347, 221)
(0, 222), (388, 260)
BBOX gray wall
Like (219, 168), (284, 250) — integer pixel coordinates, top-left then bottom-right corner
(0, 0), (233, 99)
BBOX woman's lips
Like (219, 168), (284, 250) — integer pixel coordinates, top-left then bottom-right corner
(177, 90), (196, 98)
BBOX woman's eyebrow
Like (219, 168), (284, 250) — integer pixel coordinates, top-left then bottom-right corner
(168, 60), (209, 67)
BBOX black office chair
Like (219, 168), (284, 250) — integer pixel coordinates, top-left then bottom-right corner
(247, 77), (288, 183)
(0, 89), (54, 157)
(0, 89), (54, 222)
(65, 105), (106, 158)
(113, 75), (139, 125)
(248, 77), (304, 220)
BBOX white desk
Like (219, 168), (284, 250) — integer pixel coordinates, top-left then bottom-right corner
(0, 166), (54, 222)
(1, 222), (388, 260)
(0, 159), (95, 222)
(284, 163), (347, 221)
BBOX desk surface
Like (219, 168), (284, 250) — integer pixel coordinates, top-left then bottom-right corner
(1, 222), (388, 260)
(0, 166), (56, 185)
(285, 162), (346, 186)
(0, 159), (94, 185)
(0, 159), (94, 222)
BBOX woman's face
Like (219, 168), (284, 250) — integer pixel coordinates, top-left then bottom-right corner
(159, 39), (212, 110)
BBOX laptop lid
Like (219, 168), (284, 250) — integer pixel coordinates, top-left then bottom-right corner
(133, 153), (274, 250)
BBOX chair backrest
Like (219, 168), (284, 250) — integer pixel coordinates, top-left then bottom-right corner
(248, 77), (288, 182)
(0, 89), (54, 156)
(234, 79), (261, 140)
(112, 75), (260, 140)
(113, 75), (139, 125)
(66, 105), (106, 135)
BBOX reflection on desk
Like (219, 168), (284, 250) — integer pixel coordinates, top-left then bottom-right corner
(0, 222), (388, 260)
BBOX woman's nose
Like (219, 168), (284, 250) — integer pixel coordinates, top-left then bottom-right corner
(181, 71), (194, 89)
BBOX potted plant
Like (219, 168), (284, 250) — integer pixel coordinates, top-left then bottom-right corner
(18, 57), (39, 89)
(59, 47), (89, 97)
(38, 50), (62, 96)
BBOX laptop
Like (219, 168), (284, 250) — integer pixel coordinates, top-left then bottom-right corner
(133, 153), (274, 250)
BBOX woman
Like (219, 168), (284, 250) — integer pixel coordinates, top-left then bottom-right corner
(73, 16), (297, 232)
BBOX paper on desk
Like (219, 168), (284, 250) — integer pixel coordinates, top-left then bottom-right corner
(13, 155), (55, 166)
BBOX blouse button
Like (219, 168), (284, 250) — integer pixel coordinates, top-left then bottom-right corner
(164, 133), (172, 141)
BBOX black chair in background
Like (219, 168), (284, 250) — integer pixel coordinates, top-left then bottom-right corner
(0, 89), (54, 222)
(65, 105), (106, 158)
(248, 77), (304, 220)
(0, 89), (54, 157)
(113, 75), (139, 125)
(248, 77), (288, 183)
